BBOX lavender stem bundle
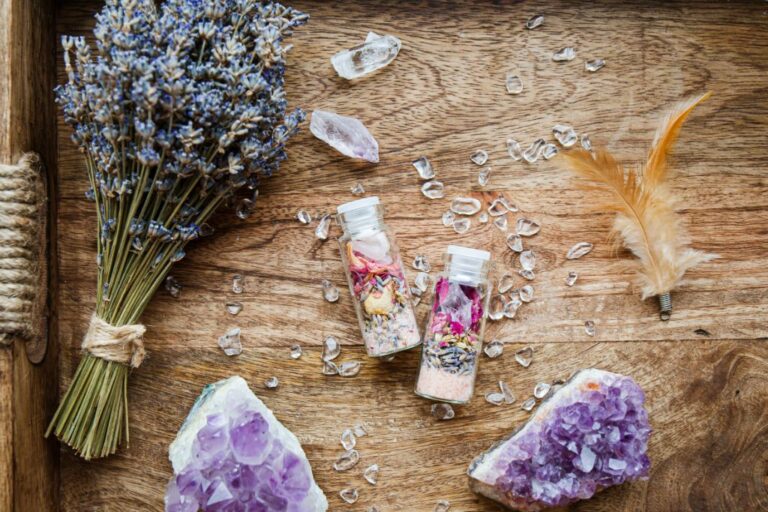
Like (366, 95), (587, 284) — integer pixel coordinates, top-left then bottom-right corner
(46, 0), (308, 460)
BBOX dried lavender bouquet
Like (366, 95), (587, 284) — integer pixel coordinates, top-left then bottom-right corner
(46, 0), (308, 460)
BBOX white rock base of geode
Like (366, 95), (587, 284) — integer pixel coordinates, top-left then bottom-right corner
(166, 376), (328, 511)
(467, 369), (651, 511)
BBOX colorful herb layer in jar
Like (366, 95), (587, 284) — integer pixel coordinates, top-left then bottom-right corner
(415, 245), (491, 404)
(337, 197), (421, 357)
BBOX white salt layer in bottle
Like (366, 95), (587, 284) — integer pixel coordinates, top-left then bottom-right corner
(337, 197), (421, 357)
(415, 245), (491, 404)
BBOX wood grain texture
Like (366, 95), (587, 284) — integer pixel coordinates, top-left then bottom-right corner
(55, 1), (768, 511)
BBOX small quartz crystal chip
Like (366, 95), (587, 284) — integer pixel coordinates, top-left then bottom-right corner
(533, 382), (551, 399)
(585, 58), (606, 72)
(421, 180), (445, 199)
(489, 196), (516, 215)
(297, 210), (312, 224)
(493, 216), (508, 231)
(585, 320), (596, 337)
(315, 214), (331, 240)
(499, 381), (516, 404)
(498, 273), (515, 294)
(519, 250), (536, 271)
(553, 124), (578, 147)
(341, 428), (356, 450)
(351, 182), (365, 195)
(338, 361), (362, 377)
(581, 134), (593, 151)
(434, 500), (451, 512)
(522, 138), (546, 163)
(310, 110), (379, 162)
(478, 167), (492, 186)
(485, 391), (506, 406)
(488, 295), (505, 321)
(413, 254), (431, 272)
(521, 397), (537, 411)
(413, 156), (436, 180)
(567, 241), (594, 260)
(565, 271), (578, 287)
(470, 149), (489, 166)
(503, 296), (522, 319)
(322, 336), (341, 361)
(515, 347), (533, 367)
(519, 270), (534, 281)
(453, 218), (471, 234)
(451, 197), (482, 215)
(442, 210), (455, 227)
(339, 487), (359, 504)
(333, 449), (360, 471)
(322, 279), (340, 302)
(165, 276), (181, 298)
(415, 272), (430, 293)
(505, 73), (523, 95)
(264, 376), (279, 389)
(507, 138), (523, 161)
(519, 284), (534, 302)
(525, 14), (544, 29)
(363, 463), (379, 485)
(552, 47), (576, 62)
(218, 327), (242, 356)
(484, 340), (504, 358)
(226, 301), (243, 315)
(515, 218), (541, 237)
(290, 344), (303, 360)
(542, 143), (558, 160)
(232, 274), (245, 294)
(478, 212), (489, 224)
(322, 360), (339, 376)
(431, 403), (455, 420)
(506, 234), (523, 252)
(331, 34), (401, 80)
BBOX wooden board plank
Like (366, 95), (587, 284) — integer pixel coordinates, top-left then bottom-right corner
(55, 1), (768, 510)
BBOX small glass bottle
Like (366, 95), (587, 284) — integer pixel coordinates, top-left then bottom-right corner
(415, 245), (491, 404)
(337, 197), (421, 357)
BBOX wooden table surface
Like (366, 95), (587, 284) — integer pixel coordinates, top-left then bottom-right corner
(55, 1), (768, 511)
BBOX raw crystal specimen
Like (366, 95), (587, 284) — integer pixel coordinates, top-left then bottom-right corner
(322, 361), (339, 376)
(353, 424), (367, 437)
(226, 302), (243, 316)
(525, 14), (544, 29)
(484, 340), (504, 358)
(507, 234), (523, 253)
(166, 376), (328, 512)
(507, 139), (523, 161)
(322, 336), (341, 361)
(488, 295), (505, 321)
(451, 197), (482, 215)
(232, 274), (245, 294)
(413, 156), (436, 180)
(580, 134), (592, 151)
(486, 391), (506, 406)
(499, 381), (516, 404)
(322, 279), (340, 302)
(503, 297), (522, 319)
(310, 110), (379, 162)
(521, 397), (537, 412)
(442, 211), (456, 227)
(478, 167), (492, 186)
(552, 47), (576, 62)
(297, 210), (312, 224)
(520, 250), (536, 271)
(585, 59), (605, 72)
(165, 276), (182, 298)
(290, 344), (303, 360)
(339, 487), (359, 504)
(315, 214), (331, 240)
(506, 74), (523, 95)
(333, 449), (360, 471)
(351, 182), (366, 195)
(331, 34), (401, 80)
(516, 218), (541, 237)
(519, 270), (535, 281)
(522, 139), (546, 164)
(413, 254), (431, 272)
(338, 361), (362, 377)
(432, 403), (455, 420)
(218, 328), (242, 356)
(471, 150), (489, 166)
(515, 347), (533, 367)
(453, 218), (471, 234)
(493, 216), (508, 231)
(435, 500), (451, 512)
(341, 429), (356, 450)
(585, 320), (596, 337)
(364, 464), (379, 485)
(422, 180), (445, 199)
(553, 124), (578, 148)
(567, 242), (593, 260)
(541, 143), (558, 160)
(479, 212), (489, 224)
(467, 369), (651, 511)
(565, 271), (578, 287)
(264, 376), (279, 389)
(498, 274), (515, 294)
(519, 285), (534, 303)
(533, 382), (551, 399)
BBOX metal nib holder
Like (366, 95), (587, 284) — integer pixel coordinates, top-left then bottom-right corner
(658, 292), (672, 321)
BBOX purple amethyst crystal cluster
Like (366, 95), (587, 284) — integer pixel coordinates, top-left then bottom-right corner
(468, 369), (651, 511)
(166, 376), (328, 511)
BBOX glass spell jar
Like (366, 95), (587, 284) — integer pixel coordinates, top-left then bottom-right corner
(415, 245), (491, 404)
(337, 197), (421, 357)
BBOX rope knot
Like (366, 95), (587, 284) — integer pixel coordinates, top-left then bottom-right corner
(81, 314), (146, 368)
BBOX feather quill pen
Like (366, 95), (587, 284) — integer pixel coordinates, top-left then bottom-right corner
(559, 92), (716, 319)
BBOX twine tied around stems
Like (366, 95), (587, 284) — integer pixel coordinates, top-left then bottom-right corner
(82, 314), (146, 368)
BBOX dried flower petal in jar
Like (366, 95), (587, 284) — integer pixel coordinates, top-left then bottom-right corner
(337, 197), (421, 357)
(415, 245), (491, 404)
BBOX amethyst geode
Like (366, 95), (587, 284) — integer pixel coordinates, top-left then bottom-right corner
(467, 369), (651, 511)
(165, 376), (328, 511)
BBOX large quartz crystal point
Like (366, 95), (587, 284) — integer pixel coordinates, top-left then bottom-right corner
(310, 110), (379, 162)
(166, 376), (329, 511)
(331, 34), (402, 79)
(467, 369), (651, 511)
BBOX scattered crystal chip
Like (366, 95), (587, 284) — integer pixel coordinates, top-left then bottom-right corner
(567, 242), (594, 260)
(503, 296), (522, 319)
(488, 295), (505, 321)
(493, 216), (508, 231)
(521, 397), (537, 412)
(341, 428), (356, 450)
(479, 212), (489, 223)
(516, 218), (541, 236)
(506, 234), (523, 252)
(339, 487), (360, 504)
(323, 336), (341, 361)
(226, 301), (243, 315)
(315, 214), (331, 240)
(351, 182), (366, 195)
(421, 180), (445, 199)
(507, 138), (523, 161)
(322, 360), (339, 376)
(322, 279), (340, 302)
(435, 500), (451, 512)
(498, 273), (515, 294)
(218, 327), (242, 357)
(478, 166), (492, 186)
(519, 269), (535, 280)
(525, 14), (544, 29)
(533, 382), (552, 399)
(553, 124), (578, 147)
(232, 274), (245, 294)
(585, 320), (596, 337)
(484, 340), (504, 358)
(470, 150), (489, 166)
(489, 197), (516, 216)
(515, 347), (533, 367)
(333, 449), (360, 471)
(581, 134), (592, 151)
(431, 403), (455, 420)
(415, 272), (431, 293)
(338, 361), (362, 377)
(413, 255), (431, 272)
(264, 376), (279, 389)
(522, 138), (546, 163)
(505, 74), (523, 95)
(565, 271), (578, 287)
(552, 47), (576, 62)
(542, 143), (558, 160)
(353, 424), (368, 437)
(413, 156), (436, 180)
(165, 276), (181, 298)
(442, 210), (455, 227)
(297, 210), (311, 224)
(451, 197), (482, 215)
(499, 381), (516, 404)
(520, 250), (536, 271)
(363, 464), (379, 485)
(519, 284), (534, 302)
(585, 58), (605, 72)
(485, 392), (506, 406)
(290, 344), (302, 360)
(453, 218), (471, 234)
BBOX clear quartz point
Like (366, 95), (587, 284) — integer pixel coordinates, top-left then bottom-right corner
(488, 295), (505, 321)
(412, 156), (436, 180)
(519, 250), (536, 271)
(542, 143), (558, 160)
(217, 327), (242, 356)
(493, 216), (508, 231)
(341, 428), (356, 450)
(331, 34), (401, 80)
(567, 241), (594, 259)
(503, 296), (522, 319)
(521, 397), (537, 412)
(478, 166), (492, 186)
(413, 254), (431, 272)
(522, 138), (546, 163)
(322, 279), (340, 302)
(290, 344), (302, 359)
(585, 320), (596, 337)
(519, 269), (535, 280)
(553, 124), (578, 147)
(339, 487), (359, 504)
(498, 273), (515, 294)
(363, 464), (379, 485)
(519, 284), (534, 302)
(483, 339), (504, 358)
(453, 218), (471, 234)
(506, 234), (523, 252)
(442, 210), (455, 227)
(525, 14), (544, 29)
(485, 391), (506, 406)
(451, 197), (482, 215)
(296, 210), (311, 224)
(552, 47), (576, 62)
(315, 214), (331, 240)
(515, 346), (533, 367)
(478, 212), (489, 223)
(264, 376), (279, 389)
(415, 272), (430, 293)
(507, 138), (523, 161)
(421, 180), (445, 199)
(333, 449), (360, 471)
(505, 73), (523, 95)
(565, 271), (578, 287)
(322, 360), (339, 376)
(338, 361), (362, 377)
(323, 335), (341, 361)
(581, 134), (592, 151)
(226, 302), (242, 315)
(516, 218), (541, 236)
(351, 182), (366, 195)
(585, 58), (605, 72)
(431, 403), (455, 420)
(470, 149), (489, 166)
(232, 274), (244, 294)
(435, 500), (451, 512)
(165, 276), (181, 298)
(533, 382), (551, 399)
(499, 381), (516, 404)
(311, 110), (379, 162)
